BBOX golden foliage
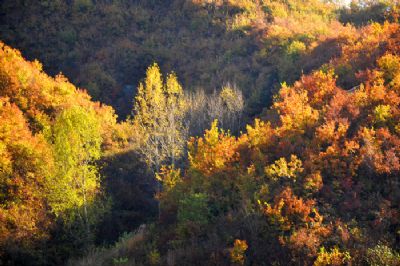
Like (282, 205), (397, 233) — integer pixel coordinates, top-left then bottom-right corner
(229, 239), (248, 265)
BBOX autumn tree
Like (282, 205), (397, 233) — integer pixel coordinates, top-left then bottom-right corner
(48, 105), (103, 241)
(0, 98), (52, 259)
(133, 63), (187, 172)
(133, 63), (187, 220)
(0, 42), (125, 264)
(185, 85), (244, 136)
(188, 120), (238, 176)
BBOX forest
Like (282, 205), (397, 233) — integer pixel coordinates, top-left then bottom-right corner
(0, 0), (399, 265)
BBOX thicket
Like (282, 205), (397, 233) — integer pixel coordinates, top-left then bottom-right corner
(1, 0), (400, 265)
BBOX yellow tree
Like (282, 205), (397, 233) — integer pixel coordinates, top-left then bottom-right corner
(164, 72), (187, 165)
(49, 106), (102, 240)
(133, 63), (187, 172)
(133, 64), (187, 219)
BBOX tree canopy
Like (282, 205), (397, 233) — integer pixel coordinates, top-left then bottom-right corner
(1, 1), (400, 265)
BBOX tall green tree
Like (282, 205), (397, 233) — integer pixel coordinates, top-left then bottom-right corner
(47, 106), (102, 239)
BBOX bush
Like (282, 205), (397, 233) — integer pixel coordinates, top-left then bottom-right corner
(366, 244), (400, 266)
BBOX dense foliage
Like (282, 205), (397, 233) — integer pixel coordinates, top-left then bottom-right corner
(126, 20), (400, 265)
(1, 0), (400, 265)
(0, 42), (144, 265)
(0, 0), (354, 117)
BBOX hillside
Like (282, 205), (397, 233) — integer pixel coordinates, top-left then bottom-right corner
(0, 0), (400, 265)
(0, 41), (158, 265)
(1, 0), (347, 117)
(73, 19), (400, 266)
